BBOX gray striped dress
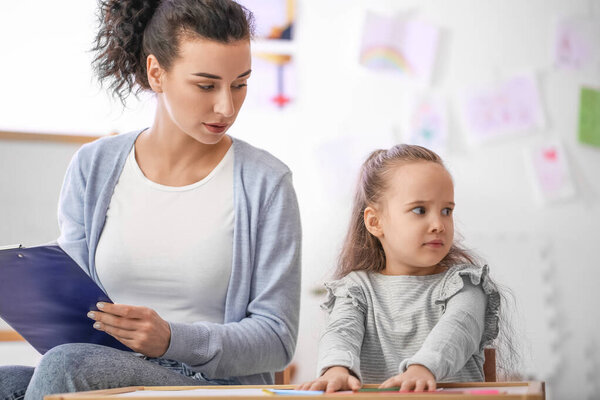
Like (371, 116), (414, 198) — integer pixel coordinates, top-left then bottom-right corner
(316, 264), (500, 383)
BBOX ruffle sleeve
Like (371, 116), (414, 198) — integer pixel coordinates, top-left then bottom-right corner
(436, 264), (500, 349)
(321, 275), (368, 314)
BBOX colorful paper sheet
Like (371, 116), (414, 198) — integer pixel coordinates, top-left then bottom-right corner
(403, 94), (448, 154)
(554, 17), (599, 70)
(359, 12), (439, 83)
(246, 53), (296, 110)
(237, 0), (294, 40)
(461, 74), (545, 144)
(578, 87), (600, 147)
(526, 141), (576, 204)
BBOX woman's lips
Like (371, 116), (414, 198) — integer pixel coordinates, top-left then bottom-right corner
(203, 123), (228, 133)
(424, 240), (444, 248)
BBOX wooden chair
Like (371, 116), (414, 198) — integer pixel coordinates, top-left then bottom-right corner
(483, 347), (496, 382)
(275, 349), (496, 385)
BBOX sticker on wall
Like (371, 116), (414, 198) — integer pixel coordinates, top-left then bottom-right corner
(554, 17), (599, 71)
(237, 0), (295, 40)
(246, 53), (296, 110)
(403, 94), (448, 154)
(460, 73), (545, 145)
(578, 87), (600, 148)
(358, 11), (439, 84)
(525, 141), (576, 204)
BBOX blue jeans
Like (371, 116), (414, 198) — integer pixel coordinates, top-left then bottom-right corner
(0, 343), (239, 400)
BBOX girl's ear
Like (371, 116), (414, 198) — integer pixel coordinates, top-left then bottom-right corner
(364, 206), (383, 238)
(147, 54), (164, 93)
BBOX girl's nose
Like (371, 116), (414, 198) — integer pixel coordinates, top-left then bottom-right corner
(430, 217), (445, 233)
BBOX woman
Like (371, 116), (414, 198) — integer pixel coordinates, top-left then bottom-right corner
(0, 0), (301, 399)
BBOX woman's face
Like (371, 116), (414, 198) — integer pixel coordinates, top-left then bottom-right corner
(153, 37), (251, 145)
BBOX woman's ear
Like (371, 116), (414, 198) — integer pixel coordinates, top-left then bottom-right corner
(146, 54), (164, 93)
(364, 206), (383, 238)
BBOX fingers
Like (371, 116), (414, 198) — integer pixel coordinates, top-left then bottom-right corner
(348, 376), (362, 391)
(94, 322), (136, 340)
(379, 377), (398, 389)
(399, 379), (435, 392)
(96, 302), (144, 318)
(426, 379), (436, 391)
(414, 380), (427, 392)
(325, 380), (342, 393)
(88, 311), (136, 331)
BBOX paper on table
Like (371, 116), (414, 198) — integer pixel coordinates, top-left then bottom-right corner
(115, 388), (268, 397)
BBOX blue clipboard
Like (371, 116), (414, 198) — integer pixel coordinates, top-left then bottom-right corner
(0, 244), (131, 354)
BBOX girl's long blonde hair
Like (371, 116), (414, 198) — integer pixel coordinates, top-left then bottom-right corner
(336, 144), (475, 279)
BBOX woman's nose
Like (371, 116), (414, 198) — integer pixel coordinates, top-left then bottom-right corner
(214, 89), (235, 117)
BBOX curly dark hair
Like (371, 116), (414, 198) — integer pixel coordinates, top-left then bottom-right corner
(92, 0), (254, 104)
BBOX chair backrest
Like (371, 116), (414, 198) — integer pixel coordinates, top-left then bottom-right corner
(483, 347), (496, 382)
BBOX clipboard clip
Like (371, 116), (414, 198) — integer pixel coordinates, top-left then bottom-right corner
(0, 244), (23, 251)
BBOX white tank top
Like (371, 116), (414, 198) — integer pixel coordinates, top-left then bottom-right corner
(95, 146), (234, 324)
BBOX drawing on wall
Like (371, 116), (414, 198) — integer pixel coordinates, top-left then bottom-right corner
(467, 233), (560, 381)
(246, 53), (295, 110)
(359, 11), (439, 83)
(554, 17), (599, 70)
(525, 141), (576, 204)
(578, 87), (600, 147)
(236, 0), (294, 40)
(460, 74), (545, 144)
(403, 94), (448, 154)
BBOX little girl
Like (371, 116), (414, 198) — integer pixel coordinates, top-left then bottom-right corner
(299, 144), (500, 393)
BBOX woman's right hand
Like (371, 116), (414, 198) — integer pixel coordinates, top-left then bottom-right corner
(296, 366), (362, 393)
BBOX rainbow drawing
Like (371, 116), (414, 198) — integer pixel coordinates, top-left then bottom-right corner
(360, 46), (414, 74)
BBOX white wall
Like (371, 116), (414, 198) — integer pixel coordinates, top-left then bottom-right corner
(1, 1), (600, 399)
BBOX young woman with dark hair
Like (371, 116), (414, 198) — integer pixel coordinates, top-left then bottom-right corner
(0, 1), (301, 399)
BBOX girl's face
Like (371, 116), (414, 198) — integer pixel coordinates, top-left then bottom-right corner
(365, 161), (455, 275)
(150, 37), (251, 145)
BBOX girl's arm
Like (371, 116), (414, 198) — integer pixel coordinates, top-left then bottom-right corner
(398, 278), (487, 381)
(304, 281), (366, 391)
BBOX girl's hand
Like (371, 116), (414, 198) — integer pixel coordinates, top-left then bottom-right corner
(87, 302), (171, 357)
(379, 364), (436, 392)
(297, 366), (362, 393)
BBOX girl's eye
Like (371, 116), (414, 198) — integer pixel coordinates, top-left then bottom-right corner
(442, 208), (453, 216)
(233, 82), (248, 89)
(197, 84), (214, 91)
(411, 206), (426, 215)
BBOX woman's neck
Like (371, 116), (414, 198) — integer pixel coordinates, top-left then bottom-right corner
(133, 125), (232, 187)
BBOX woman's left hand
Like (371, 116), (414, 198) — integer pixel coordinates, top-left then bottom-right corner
(379, 364), (436, 392)
(87, 302), (171, 357)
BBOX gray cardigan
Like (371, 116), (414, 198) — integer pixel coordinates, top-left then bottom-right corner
(56, 130), (302, 385)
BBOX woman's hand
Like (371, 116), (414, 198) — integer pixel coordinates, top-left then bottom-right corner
(379, 364), (436, 392)
(296, 366), (361, 393)
(87, 302), (171, 357)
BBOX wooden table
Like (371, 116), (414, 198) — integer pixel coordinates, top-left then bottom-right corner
(45, 382), (545, 400)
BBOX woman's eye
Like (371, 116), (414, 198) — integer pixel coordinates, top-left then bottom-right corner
(233, 82), (248, 89)
(442, 208), (453, 216)
(411, 207), (426, 215)
(197, 84), (214, 91)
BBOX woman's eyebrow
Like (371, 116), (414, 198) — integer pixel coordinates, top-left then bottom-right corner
(191, 69), (252, 79)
